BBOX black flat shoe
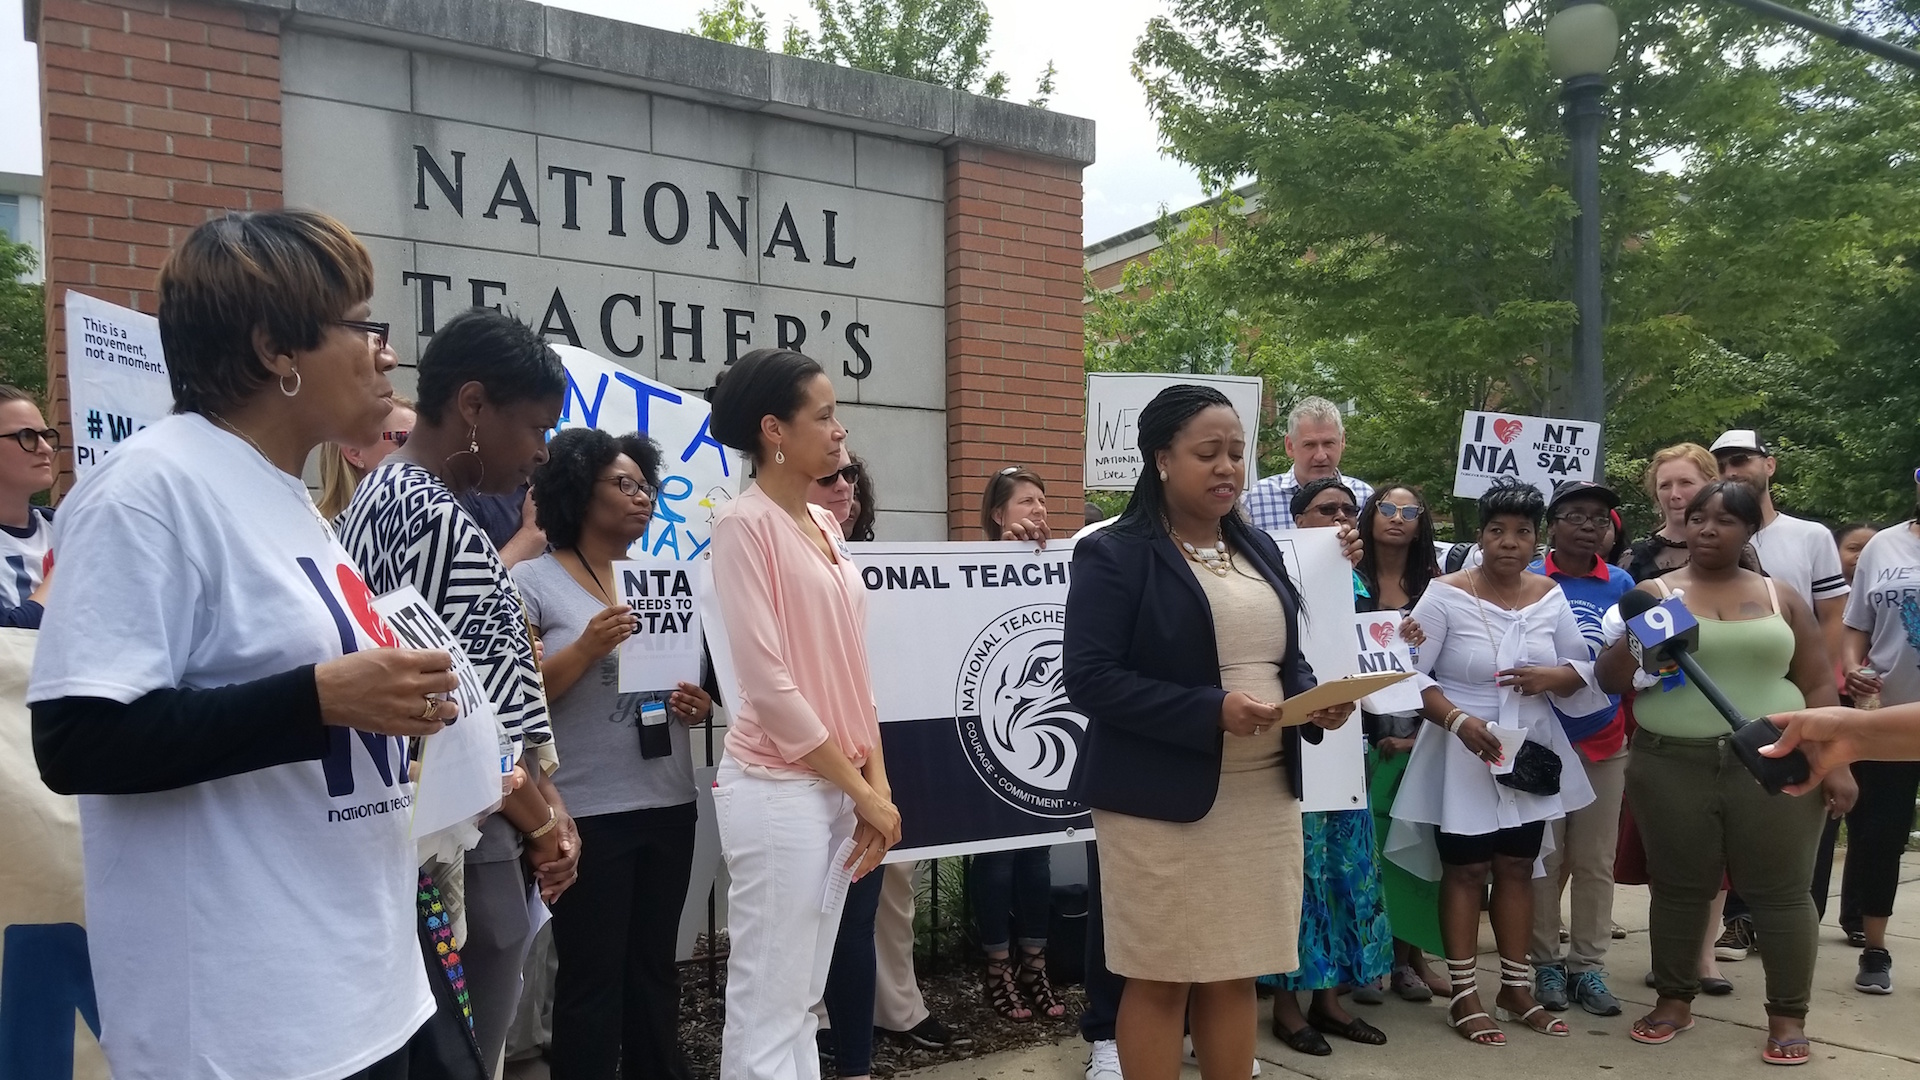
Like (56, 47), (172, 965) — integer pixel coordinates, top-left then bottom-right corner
(1308, 1009), (1387, 1046)
(1701, 977), (1734, 996)
(1271, 1015), (1332, 1056)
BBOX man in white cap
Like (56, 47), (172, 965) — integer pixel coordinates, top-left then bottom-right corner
(1710, 430), (1850, 653)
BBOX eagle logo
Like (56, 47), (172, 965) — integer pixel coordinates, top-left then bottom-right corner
(956, 604), (1089, 818)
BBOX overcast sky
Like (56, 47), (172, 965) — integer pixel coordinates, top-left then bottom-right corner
(0, 0), (1206, 243)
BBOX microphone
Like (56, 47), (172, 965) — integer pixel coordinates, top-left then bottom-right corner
(1619, 590), (1810, 794)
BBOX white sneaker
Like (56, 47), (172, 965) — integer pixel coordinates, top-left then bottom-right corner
(1086, 1038), (1123, 1080)
(1180, 1035), (1261, 1077)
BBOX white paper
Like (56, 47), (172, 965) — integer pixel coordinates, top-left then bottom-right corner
(1351, 613), (1424, 714)
(1085, 372), (1262, 490)
(1487, 722), (1528, 776)
(63, 291), (173, 474)
(1263, 529), (1369, 812)
(616, 558), (708, 692)
(821, 836), (857, 916)
(372, 586), (509, 838)
(1453, 410), (1601, 502)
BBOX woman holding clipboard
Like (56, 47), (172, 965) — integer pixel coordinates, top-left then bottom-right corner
(1062, 384), (1354, 1080)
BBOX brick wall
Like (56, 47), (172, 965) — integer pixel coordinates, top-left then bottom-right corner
(944, 145), (1086, 537)
(36, 0), (283, 494)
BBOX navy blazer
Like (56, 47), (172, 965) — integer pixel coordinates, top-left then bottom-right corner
(1063, 514), (1320, 823)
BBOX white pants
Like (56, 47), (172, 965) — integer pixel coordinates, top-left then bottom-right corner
(714, 758), (855, 1080)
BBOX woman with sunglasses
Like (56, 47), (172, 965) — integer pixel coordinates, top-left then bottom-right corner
(808, 449), (861, 538)
(1355, 485), (1448, 1002)
(970, 466), (1067, 1022)
(317, 395), (416, 519)
(1260, 479), (1393, 1056)
(514, 427), (711, 1080)
(0, 385), (58, 628)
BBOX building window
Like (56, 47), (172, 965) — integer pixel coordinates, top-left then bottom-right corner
(0, 195), (19, 244)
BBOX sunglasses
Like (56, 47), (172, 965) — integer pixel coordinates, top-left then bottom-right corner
(815, 465), (859, 486)
(335, 319), (391, 351)
(1376, 501), (1423, 521)
(1305, 502), (1359, 520)
(2, 427), (60, 453)
(380, 430), (409, 448)
(1719, 451), (1762, 468)
(602, 475), (657, 499)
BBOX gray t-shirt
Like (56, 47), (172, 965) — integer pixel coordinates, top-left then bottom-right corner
(1842, 523), (1920, 709)
(513, 553), (698, 817)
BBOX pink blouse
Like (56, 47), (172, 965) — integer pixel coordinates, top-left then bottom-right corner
(712, 484), (880, 771)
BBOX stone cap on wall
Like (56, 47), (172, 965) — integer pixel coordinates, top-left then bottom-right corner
(26, 0), (1096, 165)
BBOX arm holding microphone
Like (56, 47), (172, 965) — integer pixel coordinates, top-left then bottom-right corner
(1762, 704), (1920, 795)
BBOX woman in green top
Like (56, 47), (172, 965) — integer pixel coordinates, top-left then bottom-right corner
(1597, 481), (1853, 1065)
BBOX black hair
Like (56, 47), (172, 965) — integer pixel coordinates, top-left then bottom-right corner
(414, 309), (566, 425)
(705, 348), (826, 463)
(1290, 476), (1357, 521)
(531, 427), (663, 550)
(1604, 508), (1631, 565)
(1113, 383), (1239, 537)
(1686, 479), (1764, 535)
(1358, 483), (1439, 604)
(847, 451), (877, 542)
(1477, 478), (1546, 533)
(1832, 521), (1877, 546)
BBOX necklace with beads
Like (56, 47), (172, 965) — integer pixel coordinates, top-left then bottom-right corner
(1167, 518), (1235, 577)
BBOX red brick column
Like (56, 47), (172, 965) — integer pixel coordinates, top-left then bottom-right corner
(945, 145), (1086, 538)
(36, 0), (283, 495)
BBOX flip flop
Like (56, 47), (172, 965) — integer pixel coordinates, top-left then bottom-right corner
(1763, 1037), (1811, 1066)
(1630, 1016), (1695, 1045)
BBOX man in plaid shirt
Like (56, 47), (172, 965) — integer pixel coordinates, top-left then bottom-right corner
(1243, 396), (1375, 532)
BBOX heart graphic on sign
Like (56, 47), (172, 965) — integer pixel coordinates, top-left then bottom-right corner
(1369, 621), (1396, 648)
(1492, 418), (1524, 444)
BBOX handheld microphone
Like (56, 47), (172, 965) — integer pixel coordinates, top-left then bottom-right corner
(1619, 590), (1810, 794)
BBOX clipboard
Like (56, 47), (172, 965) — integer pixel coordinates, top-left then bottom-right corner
(1277, 672), (1415, 725)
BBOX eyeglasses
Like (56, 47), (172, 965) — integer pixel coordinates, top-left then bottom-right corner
(1305, 502), (1359, 520)
(1553, 511), (1606, 527)
(335, 319), (391, 350)
(1, 428), (59, 453)
(602, 475), (657, 499)
(1376, 501), (1423, 521)
(381, 430), (409, 448)
(816, 465), (860, 487)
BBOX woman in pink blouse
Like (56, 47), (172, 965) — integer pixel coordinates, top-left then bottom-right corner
(706, 347), (901, 1080)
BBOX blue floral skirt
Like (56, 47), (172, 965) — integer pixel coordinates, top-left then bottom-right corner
(1259, 808), (1393, 991)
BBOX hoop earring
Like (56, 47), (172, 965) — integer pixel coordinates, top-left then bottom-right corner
(444, 425), (485, 491)
(280, 369), (301, 397)
(774, 449), (785, 466)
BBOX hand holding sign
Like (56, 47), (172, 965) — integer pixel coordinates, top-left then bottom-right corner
(315, 648), (459, 737)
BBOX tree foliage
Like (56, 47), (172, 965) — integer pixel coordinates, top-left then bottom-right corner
(1112, 0), (1920, 531)
(0, 241), (45, 400)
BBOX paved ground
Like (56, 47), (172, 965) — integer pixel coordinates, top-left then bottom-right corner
(903, 852), (1920, 1080)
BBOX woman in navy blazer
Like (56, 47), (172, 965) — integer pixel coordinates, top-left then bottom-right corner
(1063, 384), (1353, 1080)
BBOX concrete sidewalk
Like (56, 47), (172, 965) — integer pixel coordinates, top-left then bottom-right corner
(905, 852), (1920, 1079)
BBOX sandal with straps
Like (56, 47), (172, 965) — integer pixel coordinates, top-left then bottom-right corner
(983, 957), (1032, 1021)
(1494, 958), (1570, 1037)
(1445, 957), (1505, 1047)
(1015, 949), (1066, 1018)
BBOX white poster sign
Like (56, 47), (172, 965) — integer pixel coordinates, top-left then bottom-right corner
(1351, 612), (1423, 715)
(1453, 410), (1601, 501)
(615, 558), (708, 692)
(63, 290), (173, 475)
(1085, 372), (1262, 491)
(1261, 527), (1368, 812)
(372, 586), (507, 838)
(549, 344), (743, 562)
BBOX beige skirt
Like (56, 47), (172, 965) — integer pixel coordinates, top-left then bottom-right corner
(1093, 742), (1304, 983)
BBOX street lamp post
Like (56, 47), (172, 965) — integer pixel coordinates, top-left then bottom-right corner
(1546, 1), (1619, 457)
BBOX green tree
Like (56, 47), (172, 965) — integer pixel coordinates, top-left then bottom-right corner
(688, 0), (770, 50)
(1121, 0), (1920, 531)
(0, 240), (45, 399)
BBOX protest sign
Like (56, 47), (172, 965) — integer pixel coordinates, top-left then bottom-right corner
(548, 344), (743, 562)
(63, 291), (172, 476)
(857, 541), (1089, 861)
(1453, 410), (1601, 501)
(615, 558), (707, 692)
(1261, 527), (1368, 812)
(371, 587), (507, 838)
(1085, 372), (1262, 490)
(1351, 613), (1423, 715)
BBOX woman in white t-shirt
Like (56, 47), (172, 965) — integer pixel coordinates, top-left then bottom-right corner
(0, 383), (57, 627)
(29, 211), (459, 1080)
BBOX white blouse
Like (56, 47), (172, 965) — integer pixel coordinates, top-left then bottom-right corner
(1384, 580), (1610, 881)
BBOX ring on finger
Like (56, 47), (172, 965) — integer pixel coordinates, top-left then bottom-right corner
(418, 694), (441, 721)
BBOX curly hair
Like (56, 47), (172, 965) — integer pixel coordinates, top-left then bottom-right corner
(1478, 477), (1546, 532)
(531, 427), (664, 551)
(847, 451), (877, 542)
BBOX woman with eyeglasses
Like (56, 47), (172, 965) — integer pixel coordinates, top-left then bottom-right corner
(1259, 478), (1392, 1056)
(30, 210), (457, 1080)
(969, 466), (1067, 1022)
(0, 385), (59, 628)
(1355, 485), (1449, 1002)
(317, 395), (416, 519)
(513, 427), (710, 1080)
